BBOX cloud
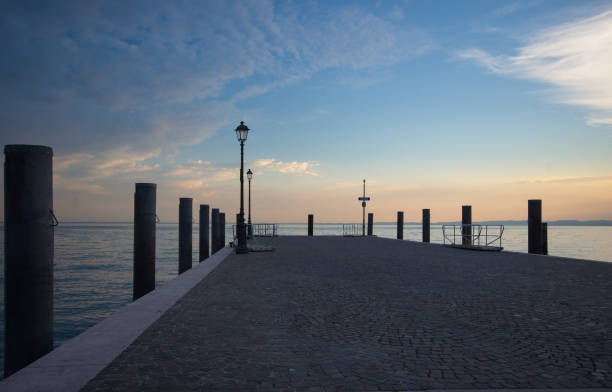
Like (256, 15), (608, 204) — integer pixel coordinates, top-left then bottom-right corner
(55, 153), (95, 171)
(490, 2), (523, 18)
(0, 1), (431, 219)
(166, 157), (319, 188)
(458, 8), (612, 126)
(52, 147), (162, 194)
(58, 148), (160, 178)
(0, 0), (431, 159)
(174, 180), (205, 190)
(512, 175), (612, 185)
(54, 175), (107, 195)
(587, 117), (612, 126)
(387, 5), (405, 21)
(210, 169), (238, 182)
(252, 158), (319, 176)
(96, 147), (160, 170)
(489, 0), (543, 18)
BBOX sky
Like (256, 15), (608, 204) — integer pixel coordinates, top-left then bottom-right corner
(1, 0), (611, 223)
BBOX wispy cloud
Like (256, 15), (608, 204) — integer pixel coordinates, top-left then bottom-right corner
(55, 153), (95, 171)
(174, 179), (206, 190)
(95, 148), (161, 173)
(459, 8), (612, 126)
(252, 158), (320, 176)
(56, 148), (160, 178)
(587, 117), (612, 126)
(54, 175), (107, 195)
(210, 169), (238, 182)
(160, 156), (320, 192)
(512, 175), (612, 185)
(0, 1), (431, 159)
(52, 148), (162, 194)
(489, 0), (542, 18)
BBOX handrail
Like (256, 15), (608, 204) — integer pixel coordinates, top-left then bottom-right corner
(249, 223), (278, 237)
(233, 223), (278, 240)
(442, 224), (504, 250)
(342, 223), (363, 236)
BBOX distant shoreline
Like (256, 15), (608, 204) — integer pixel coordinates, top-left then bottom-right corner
(1, 220), (611, 226)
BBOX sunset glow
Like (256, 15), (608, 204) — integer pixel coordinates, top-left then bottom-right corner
(1, 1), (611, 222)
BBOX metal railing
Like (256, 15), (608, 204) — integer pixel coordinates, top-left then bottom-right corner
(249, 223), (278, 237)
(442, 224), (504, 250)
(342, 223), (363, 236)
(232, 223), (278, 241)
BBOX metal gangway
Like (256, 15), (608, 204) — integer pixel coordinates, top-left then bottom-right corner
(442, 224), (504, 251)
(342, 223), (364, 237)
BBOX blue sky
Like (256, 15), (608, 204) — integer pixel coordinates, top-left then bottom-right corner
(1, 0), (611, 222)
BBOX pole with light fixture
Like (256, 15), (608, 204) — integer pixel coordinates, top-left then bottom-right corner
(235, 121), (250, 254)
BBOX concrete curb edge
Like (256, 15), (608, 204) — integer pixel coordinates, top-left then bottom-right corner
(0, 246), (233, 392)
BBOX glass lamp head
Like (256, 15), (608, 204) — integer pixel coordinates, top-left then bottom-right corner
(247, 169), (253, 181)
(235, 121), (250, 143)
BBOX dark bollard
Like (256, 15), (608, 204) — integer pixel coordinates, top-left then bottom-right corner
(462, 205), (472, 246)
(542, 222), (548, 255)
(211, 208), (219, 254)
(367, 213), (374, 236)
(219, 212), (226, 249)
(528, 199), (543, 254)
(199, 205), (209, 261)
(422, 209), (430, 243)
(308, 214), (314, 236)
(133, 183), (156, 301)
(4, 145), (54, 377)
(178, 198), (192, 274)
(397, 211), (404, 240)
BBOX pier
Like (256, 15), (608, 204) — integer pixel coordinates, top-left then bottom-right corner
(4, 1), (612, 389)
(3, 236), (611, 391)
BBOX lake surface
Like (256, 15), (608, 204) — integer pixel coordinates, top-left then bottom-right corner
(0, 222), (611, 374)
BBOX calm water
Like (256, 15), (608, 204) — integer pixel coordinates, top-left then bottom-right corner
(0, 222), (611, 373)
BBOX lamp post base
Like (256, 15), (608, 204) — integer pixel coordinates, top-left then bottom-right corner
(236, 213), (248, 254)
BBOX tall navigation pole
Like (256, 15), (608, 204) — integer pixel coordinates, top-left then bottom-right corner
(358, 179), (370, 236)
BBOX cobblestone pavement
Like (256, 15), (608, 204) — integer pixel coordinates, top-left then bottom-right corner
(83, 236), (612, 391)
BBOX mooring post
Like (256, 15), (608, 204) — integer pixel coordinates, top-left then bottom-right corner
(199, 204), (209, 261)
(528, 199), (543, 254)
(542, 222), (548, 255)
(219, 212), (226, 249)
(4, 145), (54, 377)
(133, 183), (156, 301)
(397, 211), (404, 240)
(367, 213), (374, 236)
(308, 214), (314, 236)
(179, 198), (192, 274)
(211, 208), (219, 254)
(462, 205), (472, 246)
(422, 208), (430, 243)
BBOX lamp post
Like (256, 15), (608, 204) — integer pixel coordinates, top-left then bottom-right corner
(235, 121), (250, 254)
(247, 169), (253, 238)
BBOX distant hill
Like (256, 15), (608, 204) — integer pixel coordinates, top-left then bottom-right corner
(0, 220), (610, 226)
(430, 220), (612, 226)
(372, 220), (612, 226)
(546, 220), (612, 226)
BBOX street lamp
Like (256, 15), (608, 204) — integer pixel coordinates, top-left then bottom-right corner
(247, 169), (253, 238)
(235, 121), (250, 254)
